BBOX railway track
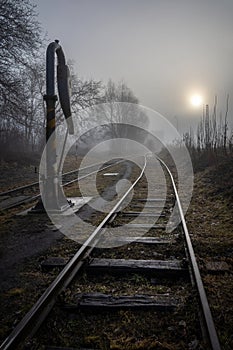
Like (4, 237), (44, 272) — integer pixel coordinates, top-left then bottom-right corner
(0, 159), (124, 212)
(0, 155), (221, 350)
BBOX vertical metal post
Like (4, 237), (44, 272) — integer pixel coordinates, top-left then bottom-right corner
(43, 41), (59, 210)
(31, 40), (69, 212)
(44, 40), (69, 211)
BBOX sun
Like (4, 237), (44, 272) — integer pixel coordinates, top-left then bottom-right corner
(190, 94), (203, 107)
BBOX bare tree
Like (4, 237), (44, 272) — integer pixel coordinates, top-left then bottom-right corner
(55, 61), (103, 139)
(71, 80), (149, 156)
(100, 80), (147, 137)
(182, 93), (232, 170)
(212, 95), (217, 150)
(0, 0), (42, 100)
(223, 94), (229, 152)
(0, 0), (44, 158)
(0, 61), (46, 155)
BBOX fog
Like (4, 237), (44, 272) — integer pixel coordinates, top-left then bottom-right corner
(33, 0), (233, 132)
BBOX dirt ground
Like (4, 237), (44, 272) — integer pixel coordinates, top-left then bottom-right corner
(185, 161), (233, 349)
(0, 158), (232, 349)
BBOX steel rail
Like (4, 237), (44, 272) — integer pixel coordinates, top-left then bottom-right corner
(0, 181), (40, 197)
(157, 156), (221, 350)
(0, 159), (126, 211)
(62, 158), (120, 177)
(62, 158), (124, 186)
(0, 160), (118, 197)
(0, 157), (147, 350)
(0, 155), (137, 197)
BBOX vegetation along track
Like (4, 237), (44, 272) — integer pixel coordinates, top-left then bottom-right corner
(0, 155), (221, 350)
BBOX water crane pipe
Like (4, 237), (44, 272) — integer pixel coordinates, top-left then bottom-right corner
(32, 40), (73, 212)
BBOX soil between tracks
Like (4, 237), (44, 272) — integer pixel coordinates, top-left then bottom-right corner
(0, 160), (134, 343)
(0, 160), (232, 349)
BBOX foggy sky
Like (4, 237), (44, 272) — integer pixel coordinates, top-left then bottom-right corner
(33, 0), (233, 131)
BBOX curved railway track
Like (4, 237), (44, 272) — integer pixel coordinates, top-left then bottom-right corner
(0, 155), (221, 350)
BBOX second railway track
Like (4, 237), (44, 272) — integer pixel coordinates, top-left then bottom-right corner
(0, 155), (221, 350)
(0, 159), (125, 212)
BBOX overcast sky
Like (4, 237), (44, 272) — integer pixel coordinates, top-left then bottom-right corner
(33, 0), (233, 131)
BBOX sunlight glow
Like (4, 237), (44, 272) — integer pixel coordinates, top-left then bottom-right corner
(190, 94), (203, 107)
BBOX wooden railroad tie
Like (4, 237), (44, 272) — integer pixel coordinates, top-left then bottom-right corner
(61, 293), (178, 312)
(87, 258), (188, 277)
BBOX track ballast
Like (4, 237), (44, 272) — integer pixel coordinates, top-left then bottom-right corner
(0, 155), (221, 350)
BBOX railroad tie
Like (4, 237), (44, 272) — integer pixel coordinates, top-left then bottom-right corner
(87, 258), (188, 277)
(61, 293), (178, 313)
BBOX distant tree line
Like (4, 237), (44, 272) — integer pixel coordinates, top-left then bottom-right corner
(182, 95), (233, 170)
(0, 0), (141, 162)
